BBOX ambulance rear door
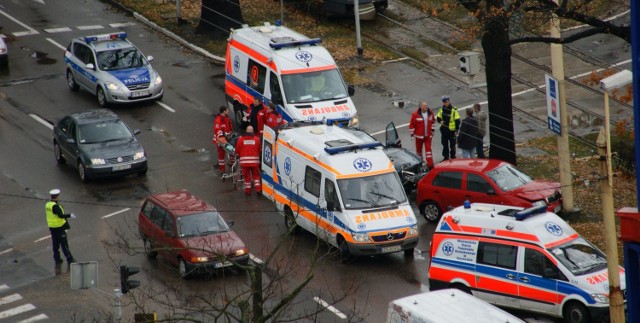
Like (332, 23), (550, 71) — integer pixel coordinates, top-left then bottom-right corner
(261, 127), (277, 204)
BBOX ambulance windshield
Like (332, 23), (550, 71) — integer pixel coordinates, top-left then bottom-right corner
(486, 164), (533, 191)
(550, 237), (607, 276)
(281, 69), (348, 104)
(337, 173), (406, 209)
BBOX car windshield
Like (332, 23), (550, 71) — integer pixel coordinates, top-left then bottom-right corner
(177, 211), (230, 238)
(549, 237), (607, 276)
(281, 68), (348, 104)
(96, 47), (147, 71)
(337, 172), (407, 210)
(78, 120), (132, 144)
(486, 164), (533, 191)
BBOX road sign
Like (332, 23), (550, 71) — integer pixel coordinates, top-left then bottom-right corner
(545, 74), (561, 135)
(70, 261), (98, 289)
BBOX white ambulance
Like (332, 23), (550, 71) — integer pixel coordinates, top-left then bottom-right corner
(225, 22), (359, 129)
(428, 203), (626, 323)
(261, 122), (419, 259)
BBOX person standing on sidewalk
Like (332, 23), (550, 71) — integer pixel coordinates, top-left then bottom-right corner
(408, 101), (436, 169)
(457, 108), (478, 158)
(235, 126), (262, 195)
(473, 103), (487, 158)
(436, 96), (461, 161)
(45, 189), (76, 264)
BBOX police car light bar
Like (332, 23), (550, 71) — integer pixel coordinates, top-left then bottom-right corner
(84, 32), (127, 44)
(514, 204), (548, 221)
(269, 38), (322, 50)
(324, 142), (382, 155)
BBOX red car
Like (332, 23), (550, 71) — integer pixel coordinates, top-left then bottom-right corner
(138, 191), (250, 279)
(416, 159), (562, 222)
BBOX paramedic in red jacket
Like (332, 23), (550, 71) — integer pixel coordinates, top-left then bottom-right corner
(264, 102), (287, 130)
(213, 106), (234, 172)
(235, 126), (262, 195)
(408, 101), (436, 169)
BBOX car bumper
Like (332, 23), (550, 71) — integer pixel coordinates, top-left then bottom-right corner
(105, 84), (163, 104)
(86, 159), (147, 178)
(185, 254), (250, 273)
(345, 236), (419, 256)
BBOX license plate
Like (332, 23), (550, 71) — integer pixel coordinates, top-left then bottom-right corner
(112, 164), (131, 171)
(131, 90), (149, 98)
(215, 261), (232, 268)
(381, 245), (401, 254)
(553, 205), (561, 213)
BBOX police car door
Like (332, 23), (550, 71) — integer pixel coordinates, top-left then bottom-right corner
(518, 247), (562, 314)
(73, 43), (97, 91)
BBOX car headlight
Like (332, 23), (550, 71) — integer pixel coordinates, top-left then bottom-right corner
(154, 74), (162, 86)
(591, 293), (609, 304)
(352, 232), (370, 242)
(91, 158), (106, 165)
(235, 248), (248, 256)
(349, 114), (359, 128)
(532, 200), (546, 207)
(105, 82), (121, 91)
(408, 225), (418, 236)
(133, 151), (145, 160)
(190, 256), (209, 263)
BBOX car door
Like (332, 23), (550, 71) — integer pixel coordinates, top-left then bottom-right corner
(464, 172), (500, 204)
(153, 207), (179, 264)
(56, 117), (79, 161)
(73, 43), (98, 91)
(429, 171), (464, 211)
(518, 247), (563, 314)
(385, 122), (401, 148)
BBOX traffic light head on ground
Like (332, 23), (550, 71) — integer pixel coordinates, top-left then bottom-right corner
(120, 265), (140, 294)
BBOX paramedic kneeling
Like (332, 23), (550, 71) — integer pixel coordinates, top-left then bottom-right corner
(236, 126), (262, 195)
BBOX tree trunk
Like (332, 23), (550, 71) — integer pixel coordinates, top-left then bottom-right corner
(482, 3), (517, 165)
(198, 0), (244, 39)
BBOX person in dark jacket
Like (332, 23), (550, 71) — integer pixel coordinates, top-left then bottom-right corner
(457, 108), (478, 158)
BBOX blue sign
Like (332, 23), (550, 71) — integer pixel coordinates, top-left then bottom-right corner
(353, 158), (372, 172)
(545, 221), (563, 236)
(546, 74), (561, 135)
(284, 157), (292, 175)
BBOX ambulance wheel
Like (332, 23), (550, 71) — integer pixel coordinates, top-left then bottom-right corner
(403, 248), (414, 257)
(451, 283), (471, 295)
(234, 103), (245, 128)
(337, 236), (353, 263)
(421, 201), (442, 223)
(284, 207), (300, 234)
(563, 301), (589, 323)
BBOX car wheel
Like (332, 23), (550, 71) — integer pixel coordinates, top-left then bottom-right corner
(337, 236), (354, 263)
(54, 141), (66, 164)
(563, 301), (590, 323)
(284, 207), (300, 234)
(143, 239), (158, 260)
(421, 201), (442, 223)
(66, 70), (79, 91)
(178, 258), (191, 279)
(451, 283), (471, 294)
(78, 160), (90, 183)
(97, 87), (109, 107)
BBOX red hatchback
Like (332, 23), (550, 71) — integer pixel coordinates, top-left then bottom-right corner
(416, 159), (562, 222)
(138, 191), (250, 279)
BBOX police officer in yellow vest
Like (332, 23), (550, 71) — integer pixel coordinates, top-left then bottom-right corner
(436, 96), (461, 160)
(46, 189), (76, 264)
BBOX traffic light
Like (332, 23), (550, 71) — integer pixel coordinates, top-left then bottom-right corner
(459, 52), (481, 75)
(120, 265), (140, 294)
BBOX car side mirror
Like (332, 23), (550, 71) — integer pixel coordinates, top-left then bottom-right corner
(85, 63), (95, 70)
(66, 138), (76, 144)
(133, 129), (141, 135)
(147, 55), (154, 62)
(227, 221), (235, 228)
(347, 84), (355, 96)
(542, 267), (558, 279)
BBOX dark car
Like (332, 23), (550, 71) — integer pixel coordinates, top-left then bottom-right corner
(138, 191), (250, 279)
(53, 109), (148, 182)
(416, 158), (562, 223)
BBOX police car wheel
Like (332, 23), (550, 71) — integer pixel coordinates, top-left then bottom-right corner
(421, 201), (442, 223)
(66, 70), (79, 91)
(97, 87), (109, 107)
(54, 142), (66, 164)
(563, 302), (589, 323)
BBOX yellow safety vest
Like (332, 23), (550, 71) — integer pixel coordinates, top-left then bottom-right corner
(437, 106), (460, 131)
(46, 201), (66, 228)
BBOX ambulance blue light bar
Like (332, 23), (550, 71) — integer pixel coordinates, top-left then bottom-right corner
(84, 32), (127, 44)
(269, 38), (322, 50)
(514, 204), (548, 221)
(324, 142), (382, 155)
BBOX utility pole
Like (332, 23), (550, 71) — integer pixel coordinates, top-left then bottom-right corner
(354, 0), (363, 56)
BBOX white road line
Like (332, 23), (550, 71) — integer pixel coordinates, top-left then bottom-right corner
(0, 303), (36, 319)
(0, 248), (13, 256)
(109, 22), (137, 28)
(46, 38), (66, 52)
(18, 314), (49, 323)
(249, 254), (263, 264)
(0, 284), (8, 291)
(313, 296), (347, 319)
(28, 114), (53, 130)
(34, 235), (50, 243)
(77, 25), (104, 31)
(156, 101), (176, 113)
(44, 27), (72, 33)
(0, 294), (23, 306)
(0, 9), (39, 37)
(102, 208), (131, 219)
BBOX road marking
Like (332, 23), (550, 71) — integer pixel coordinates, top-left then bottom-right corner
(0, 303), (36, 319)
(0, 9), (39, 37)
(0, 284), (8, 291)
(0, 248), (13, 256)
(313, 296), (347, 319)
(18, 314), (49, 323)
(102, 208), (131, 219)
(249, 254), (263, 264)
(44, 27), (72, 33)
(156, 101), (176, 113)
(0, 294), (22, 306)
(109, 22), (137, 28)
(46, 38), (66, 51)
(28, 114), (53, 130)
(34, 235), (50, 243)
(77, 25), (104, 31)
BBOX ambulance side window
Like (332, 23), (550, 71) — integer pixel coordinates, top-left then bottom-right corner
(477, 242), (517, 269)
(269, 72), (284, 105)
(432, 171), (463, 189)
(467, 173), (492, 193)
(247, 60), (266, 94)
(525, 249), (567, 280)
(304, 166), (322, 197)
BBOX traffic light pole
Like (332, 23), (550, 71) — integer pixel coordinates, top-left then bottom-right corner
(114, 288), (123, 323)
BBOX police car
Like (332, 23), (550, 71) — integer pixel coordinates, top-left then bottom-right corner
(64, 32), (163, 107)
